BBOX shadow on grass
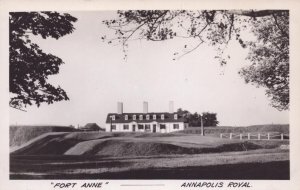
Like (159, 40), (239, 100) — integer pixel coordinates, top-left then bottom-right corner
(10, 155), (131, 173)
(10, 160), (289, 180)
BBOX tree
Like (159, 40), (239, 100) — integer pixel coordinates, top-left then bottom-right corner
(202, 112), (219, 126)
(177, 108), (191, 123)
(177, 108), (219, 127)
(102, 10), (289, 110)
(239, 11), (289, 110)
(189, 112), (201, 126)
(9, 12), (77, 110)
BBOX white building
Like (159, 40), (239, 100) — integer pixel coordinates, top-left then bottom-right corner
(105, 101), (188, 133)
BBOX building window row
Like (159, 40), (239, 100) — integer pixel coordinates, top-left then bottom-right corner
(124, 114), (169, 120)
(112, 123), (181, 131)
(111, 114), (178, 121)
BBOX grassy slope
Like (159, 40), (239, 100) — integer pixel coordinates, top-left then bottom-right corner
(11, 131), (289, 157)
(10, 130), (290, 179)
(10, 125), (76, 147)
(10, 124), (289, 148)
(183, 124), (289, 136)
(10, 149), (289, 179)
(11, 132), (113, 155)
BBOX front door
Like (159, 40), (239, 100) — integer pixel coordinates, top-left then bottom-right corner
(132, 125), (136, 132)
(153, 124), (156, 133)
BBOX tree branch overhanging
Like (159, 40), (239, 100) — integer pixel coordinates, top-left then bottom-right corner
(102, 10), (289, 110)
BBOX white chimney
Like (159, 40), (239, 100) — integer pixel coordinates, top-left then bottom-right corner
(169, 101), (174, 113)
(117, 102), (123, 114)
(143, 101), (148, 113)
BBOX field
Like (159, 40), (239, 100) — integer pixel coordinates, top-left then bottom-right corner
(10, 125), (76, 147)
(181, 124), (289, 136)
(10, 126), (290, 179)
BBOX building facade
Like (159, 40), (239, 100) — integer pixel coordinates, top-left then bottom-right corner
(105, 102), (187, 133)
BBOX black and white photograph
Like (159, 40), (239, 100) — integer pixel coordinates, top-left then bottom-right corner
(1, 1), (300, 189)
(7, 9), (291, 180)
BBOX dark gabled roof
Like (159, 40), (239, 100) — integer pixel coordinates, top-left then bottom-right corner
(81, 123), (101, 130)
(105, 112), (185, 123)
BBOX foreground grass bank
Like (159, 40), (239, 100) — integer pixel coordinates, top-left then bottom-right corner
(10, 131), (289, 180)
(10, 149), (289, 179)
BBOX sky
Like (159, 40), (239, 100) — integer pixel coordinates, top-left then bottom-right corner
(9, 11), (289, 127)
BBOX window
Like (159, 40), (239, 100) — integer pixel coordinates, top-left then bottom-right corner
(111, 115), (115, 121)
(161, 114), (164, 120)
(133, 115), (136, 120)
(111, 125), (116, 130)
(153, 114), (156, 120)
(139, 115), (143, 120)
(173, 124), (179, 129)
(138, 124), (144, 130)
(145, 124), (151, 131)
(174, 114), (178, 120)
(160, 124), (166, 129)
(125, 115), (128, 120)
(123, 124), (129, 130)
(146, 115), (150, 120)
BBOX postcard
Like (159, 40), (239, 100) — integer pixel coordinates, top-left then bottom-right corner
(0, 0), (300, 189)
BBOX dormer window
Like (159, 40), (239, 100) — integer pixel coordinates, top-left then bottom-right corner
(153, 114), (156, 120)
(133, 115), (136, 120)
(161, 114), (164, 120)
(146, 115), (150, 120)
(139, 115), (143, 120)
(125, 115), (128, 120)
(174, 114), (178, 120)
(111, 115), (115, 121)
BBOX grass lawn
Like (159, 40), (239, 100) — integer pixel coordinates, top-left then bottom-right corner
(10, 149), (289, 179)
(10, 131), (290, 179)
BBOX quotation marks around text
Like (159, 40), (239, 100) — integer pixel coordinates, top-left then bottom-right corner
(51, 182), (110, 189)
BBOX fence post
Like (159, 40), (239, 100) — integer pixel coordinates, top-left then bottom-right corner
(258, 133), (260, 140)
(220, 133), (223, 139)
(240, 134), (242, 140)
(281, 133), (284, 140)
(248, 133), (250, 140)
(267, 133), (270, 140)
(229, 133), (232, 140)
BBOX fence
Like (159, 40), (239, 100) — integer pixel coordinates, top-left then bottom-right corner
(220, 132), (289, 140)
